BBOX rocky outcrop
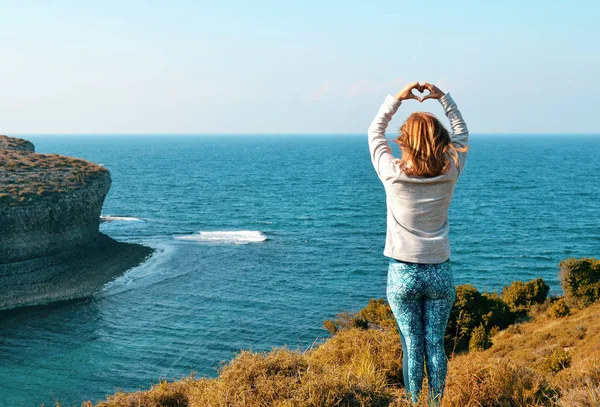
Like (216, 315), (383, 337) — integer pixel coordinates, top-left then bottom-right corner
(0, 168), (112, 263)
(0, 136), (154, 310)
(0, 135), (35, 152)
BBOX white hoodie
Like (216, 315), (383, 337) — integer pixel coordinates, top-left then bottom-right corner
(367, 92), (469, 264)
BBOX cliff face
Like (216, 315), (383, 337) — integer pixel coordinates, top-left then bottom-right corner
(0, 135), (153, 310)
(0, 135), (112, 263)
(0, 172), (112, 263)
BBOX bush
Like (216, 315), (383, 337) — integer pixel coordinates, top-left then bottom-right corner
(541, 348), (572, 373)
(480, 290), (517, 328)
(446, 285), (516, 354)
(323, 311), (359, 334)
(559, 257), (600, 308)
(549, 297), (571, 318)
(468, 323), (492, 352)
(501, 278), (550, 315)
(356, 299), (397, 331)
(323, 299), (396, 335)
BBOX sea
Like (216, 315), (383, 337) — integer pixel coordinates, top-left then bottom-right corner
(0, 134), (598, 406)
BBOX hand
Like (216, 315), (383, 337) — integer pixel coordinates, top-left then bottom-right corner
(394, 82), (423, 102)
(420, 82), (445, 101)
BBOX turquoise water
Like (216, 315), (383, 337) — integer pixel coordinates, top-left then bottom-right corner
(0, 135), (598, 406)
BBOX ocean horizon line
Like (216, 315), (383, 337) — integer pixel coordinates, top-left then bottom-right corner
(9, 132), (600, 138)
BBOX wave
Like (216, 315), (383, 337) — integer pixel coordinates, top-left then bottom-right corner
(173, 230), (267, 244)
(100, 215), (144, 222)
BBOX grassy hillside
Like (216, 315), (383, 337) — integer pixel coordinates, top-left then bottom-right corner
(59, 258), (600, 407)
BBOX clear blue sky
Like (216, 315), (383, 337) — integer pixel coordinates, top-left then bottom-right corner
(1, 0), (598, 134)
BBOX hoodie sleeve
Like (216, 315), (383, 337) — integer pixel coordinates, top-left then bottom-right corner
(438, 92), (469, 175)
(367, 94), (402, 182)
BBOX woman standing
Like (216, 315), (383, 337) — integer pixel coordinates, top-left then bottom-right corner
(367, 81), (469, 405)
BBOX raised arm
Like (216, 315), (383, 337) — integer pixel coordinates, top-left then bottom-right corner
(421, 82), (469, 175)
(367, 82), (422, 182)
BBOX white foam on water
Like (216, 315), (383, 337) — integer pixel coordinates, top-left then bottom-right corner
(101, 242), (176, 296)
(100, 215), (144, 222)
(173, 230), (267, 244)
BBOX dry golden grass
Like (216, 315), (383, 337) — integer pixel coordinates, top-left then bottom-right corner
(65, 299), (600, 407)
(82, 331), (401, 407)
(0, 148), (108, 205)
(441, 300), (600, 407)
(0, 134), (33, 151)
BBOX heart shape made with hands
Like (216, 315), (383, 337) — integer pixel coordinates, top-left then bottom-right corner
(396, 82), (440, 103)
(411, 86), (430, 102)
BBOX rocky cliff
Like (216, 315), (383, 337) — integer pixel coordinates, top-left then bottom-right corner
(0, 135), (154, 310)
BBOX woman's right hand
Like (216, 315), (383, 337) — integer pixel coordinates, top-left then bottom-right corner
(420, 82), (445, 101)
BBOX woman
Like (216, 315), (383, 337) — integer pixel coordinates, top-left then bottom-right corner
(367, 81), (469, 405)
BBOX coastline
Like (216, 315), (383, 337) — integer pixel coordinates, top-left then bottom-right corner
(54, 258), (600, 407)
(0, 135), (154, 310)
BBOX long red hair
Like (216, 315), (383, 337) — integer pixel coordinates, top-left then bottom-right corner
(394, 112), (468, 177)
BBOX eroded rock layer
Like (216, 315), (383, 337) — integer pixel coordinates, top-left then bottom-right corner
(0, 135), (154, 311)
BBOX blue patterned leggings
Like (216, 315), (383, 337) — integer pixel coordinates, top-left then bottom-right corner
(386, 258), (456, 405)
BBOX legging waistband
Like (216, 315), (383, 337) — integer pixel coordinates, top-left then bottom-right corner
(389, 257), (450, 265)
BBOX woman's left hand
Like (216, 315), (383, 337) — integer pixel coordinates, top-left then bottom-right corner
(394, 82), (422, 102)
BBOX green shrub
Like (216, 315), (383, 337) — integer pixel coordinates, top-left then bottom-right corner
(323, 311), (359, 334)
(469, 323), (492, 352)
(541, 348), (572, 373)
(501, 278), (550, 315)
(559, 257), (600, 308)
(446, 284), (516, 354)
(447, 284), (483, 352)
(323, 299), (396, 335)
(549, 297), (571, 318)
(481, 291), (516, 328)
(356, 299), (397, 331)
